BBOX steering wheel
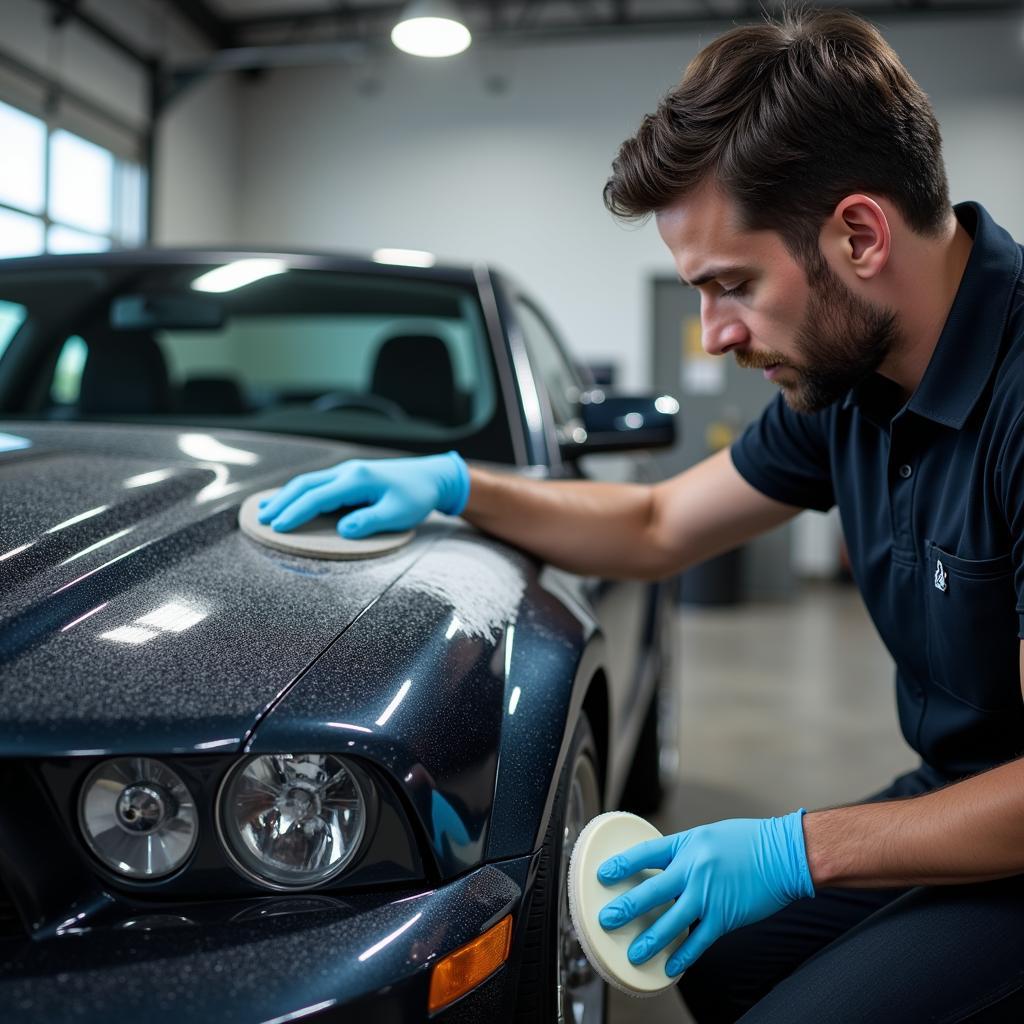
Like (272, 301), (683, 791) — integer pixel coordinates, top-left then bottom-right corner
(309, 391), (407, 420)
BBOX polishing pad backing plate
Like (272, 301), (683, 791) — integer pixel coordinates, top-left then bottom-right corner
(238, 489), (414, 559)
(567, 811), (684, 997)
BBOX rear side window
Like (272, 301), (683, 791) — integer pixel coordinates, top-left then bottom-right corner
(0, 300), (26, 361)
(515, 298), (582, 429)
(50, 335), (87, 405)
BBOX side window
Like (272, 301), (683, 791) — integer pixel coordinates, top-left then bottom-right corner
(0, 301), (27, 362)
(515, 300), (581, 429)
(50, 336), (88, 405)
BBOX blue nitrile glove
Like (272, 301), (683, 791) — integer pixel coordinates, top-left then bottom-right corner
(256, 451), (470, 539)
(597, 810), (814, 977)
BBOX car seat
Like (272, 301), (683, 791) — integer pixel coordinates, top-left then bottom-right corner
(370, 334), (468, 426)
(181, 376), (248, 415)
(78, 330), (172, 416)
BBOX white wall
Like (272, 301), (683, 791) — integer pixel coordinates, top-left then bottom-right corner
(232, 12), (1024, 390)
(155, 74), (241, 245)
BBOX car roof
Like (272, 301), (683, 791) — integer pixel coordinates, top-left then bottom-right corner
(0, 248), (485, 288)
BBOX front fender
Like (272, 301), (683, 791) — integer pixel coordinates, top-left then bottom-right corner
(483, 567), (604, 862)
(250, 525), (609, 882)
(250, 527), (563, 881)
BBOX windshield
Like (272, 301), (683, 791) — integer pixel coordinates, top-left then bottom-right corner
(0, 260), (515, 462)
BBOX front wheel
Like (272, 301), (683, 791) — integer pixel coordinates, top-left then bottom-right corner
(516, 712), (606, 1023)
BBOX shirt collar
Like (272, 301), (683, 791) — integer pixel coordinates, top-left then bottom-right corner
(844, 202), (1022, 430)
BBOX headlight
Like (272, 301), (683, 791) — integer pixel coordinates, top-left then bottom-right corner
(78, 758), (198, 879)
(218, 754), (367, 889)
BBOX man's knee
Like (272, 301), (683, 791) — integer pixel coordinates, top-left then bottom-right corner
(675, 927), (771, 1024)
(674, 892), (868, 1023)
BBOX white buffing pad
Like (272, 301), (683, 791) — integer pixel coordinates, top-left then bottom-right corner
(238, 489), (414, 560)
(568, 811), (684, 997)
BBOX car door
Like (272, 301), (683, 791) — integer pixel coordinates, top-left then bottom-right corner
(510, 293), (655, 782)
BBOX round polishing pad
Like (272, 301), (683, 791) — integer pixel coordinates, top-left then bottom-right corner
(567, 811), (685, 997)
(238, 489), (414, 560)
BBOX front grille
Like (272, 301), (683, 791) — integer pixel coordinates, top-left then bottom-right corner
(0, 878), (24, 938)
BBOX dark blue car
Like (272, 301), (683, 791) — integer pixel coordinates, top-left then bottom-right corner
(0, 250), (679, 1022)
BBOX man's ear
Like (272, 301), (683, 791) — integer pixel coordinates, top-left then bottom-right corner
(820, 195), (891, 281)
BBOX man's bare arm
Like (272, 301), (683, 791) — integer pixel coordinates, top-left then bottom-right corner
(463, 447), (800, 580)
(804, 641), (1024, 887)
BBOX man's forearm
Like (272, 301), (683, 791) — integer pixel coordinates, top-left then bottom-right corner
(463, 466), (668, 579)
(804, 756), (1024, 888)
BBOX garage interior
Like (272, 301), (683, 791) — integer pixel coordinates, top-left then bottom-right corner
(2, 1), (1023, 1022)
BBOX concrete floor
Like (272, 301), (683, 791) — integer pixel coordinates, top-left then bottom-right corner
(609, 582), (918, 1024)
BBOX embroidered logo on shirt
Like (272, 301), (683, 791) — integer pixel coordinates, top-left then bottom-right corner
(934, 559), (948, 592)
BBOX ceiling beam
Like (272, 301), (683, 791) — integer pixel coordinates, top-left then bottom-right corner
(46, 0), (155, 69)
(165, 0), (234, 50)
(225, 0), (1024, 37)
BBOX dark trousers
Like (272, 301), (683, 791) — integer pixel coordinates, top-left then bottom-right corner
(677, 765), (1024, 1023)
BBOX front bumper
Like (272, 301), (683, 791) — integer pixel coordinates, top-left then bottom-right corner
(0, 857), (532, 1023)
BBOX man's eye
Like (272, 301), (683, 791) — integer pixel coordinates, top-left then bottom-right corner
(721, 282), (749, 298)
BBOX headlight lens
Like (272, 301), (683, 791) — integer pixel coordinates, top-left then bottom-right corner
(78, 758), (198, 879)
(219, 754), (367, 889)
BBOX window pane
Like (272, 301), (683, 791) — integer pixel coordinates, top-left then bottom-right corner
(0, 208), (45, 257)
(515, 300), (581, 428)
(116, 162), (147, 245)
(51, 335), (87, 405)
(0, 300), (27, 362)
(49, 130), (114, 234)
(0, 101), (46, 213)
(48, 224), (111, 253)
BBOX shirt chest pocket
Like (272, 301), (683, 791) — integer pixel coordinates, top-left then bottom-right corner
(924, 541), (1021, 712)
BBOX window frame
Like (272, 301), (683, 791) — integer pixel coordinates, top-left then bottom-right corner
(0, 97), (147, 257)
(512, 294), (586, 433)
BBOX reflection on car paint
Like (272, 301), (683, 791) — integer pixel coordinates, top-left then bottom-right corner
(46, 505), (109, 533)
(430, 789), (474, 865)
(123, 468), (176, 488)
(177, 433), (260, 466)
(357, 911), (423, 962)
(0, 431), (30, 452)
(60, 601), (109, 632)
(375, 678), (413, 727)
(97, 600), (208, 647)
(1, 541), (34, 562)
(60, 527), (135, 566)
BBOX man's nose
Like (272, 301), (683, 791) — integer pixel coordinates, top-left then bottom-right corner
(701, 305), (750, 356)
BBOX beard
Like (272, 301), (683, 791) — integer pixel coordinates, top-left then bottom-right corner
(735, 263), (901, 414)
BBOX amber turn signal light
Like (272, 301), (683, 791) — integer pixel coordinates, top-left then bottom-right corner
(428, 913), (513, 1014)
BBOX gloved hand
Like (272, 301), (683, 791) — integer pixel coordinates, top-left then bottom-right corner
(257, 451), (470, 538)
(597, 810), (814, 976)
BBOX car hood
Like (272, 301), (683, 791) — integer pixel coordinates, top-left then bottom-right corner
(0, 422), (448, 756)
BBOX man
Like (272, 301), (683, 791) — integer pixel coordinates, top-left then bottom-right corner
(258, 8), (1024, 1021)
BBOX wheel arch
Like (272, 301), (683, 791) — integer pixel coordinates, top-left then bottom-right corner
(483, 626), (609, 863)
(581, 669), (609, 807)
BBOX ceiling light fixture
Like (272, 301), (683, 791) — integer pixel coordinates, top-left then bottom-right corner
(391, 0), (471, 58)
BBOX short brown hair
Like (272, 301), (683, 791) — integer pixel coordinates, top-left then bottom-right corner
(604, 7), (950, 269)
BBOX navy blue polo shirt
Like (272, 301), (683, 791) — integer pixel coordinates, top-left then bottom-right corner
(731, 202), (1024, 780)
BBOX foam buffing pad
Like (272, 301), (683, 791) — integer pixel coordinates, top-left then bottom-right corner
(238, 489), (414, 560)
(567, 811), (684, 997)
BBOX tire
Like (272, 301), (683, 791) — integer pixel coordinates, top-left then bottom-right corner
(515, 712), (607, 1024)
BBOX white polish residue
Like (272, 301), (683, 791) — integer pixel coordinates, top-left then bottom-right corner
(403, 545), (526, 641)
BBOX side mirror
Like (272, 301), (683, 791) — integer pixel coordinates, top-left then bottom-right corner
(560, 391), (679, 458)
